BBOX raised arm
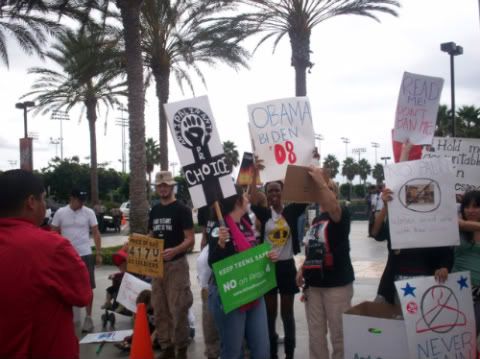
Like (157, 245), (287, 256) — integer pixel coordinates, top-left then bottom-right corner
(308, 166), (341, 223)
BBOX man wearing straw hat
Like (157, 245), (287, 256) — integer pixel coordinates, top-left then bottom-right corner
(149, 171), (195, 359)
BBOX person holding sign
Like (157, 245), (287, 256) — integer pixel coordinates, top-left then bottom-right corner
(207, 185), (278, 359)
(372, 187), (453, 304)
(149, 171), (195, 359)
(296, 167), (354, 359)
(453, 190), (480, 335)
(249, 159), (308, 359)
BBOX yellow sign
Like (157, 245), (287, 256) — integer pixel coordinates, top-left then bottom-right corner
(127, 233), (164, 278)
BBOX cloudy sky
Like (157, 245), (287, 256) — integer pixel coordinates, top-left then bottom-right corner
(0, 0), (479, 183)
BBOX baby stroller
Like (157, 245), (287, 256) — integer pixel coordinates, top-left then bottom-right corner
(101, 248), (133, 330)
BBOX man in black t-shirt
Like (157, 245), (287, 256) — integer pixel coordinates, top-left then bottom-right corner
(149, 171), (194, 359)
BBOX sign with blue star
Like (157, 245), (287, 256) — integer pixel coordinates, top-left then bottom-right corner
(395, 272), (476, 359)
(401, 282), (416, 297)
(457, 276), (469, 290)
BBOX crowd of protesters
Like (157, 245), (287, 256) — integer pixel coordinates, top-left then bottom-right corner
(1, 144), (479, 359)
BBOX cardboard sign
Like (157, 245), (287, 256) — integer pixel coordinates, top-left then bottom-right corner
(79, 330), (133, 344)
(395, 272), (476, 359)
(127, 233), (164, 277)
(384, 158), (460, 249)
(393, 72), (444, 145)
(248, 97), (315, 182)
(343, 302), (407, 359)
(164, 96), (236, 208)
(212, 243), (276, 313)
(236, 152), (261, 186)
(422, 137), (480, 194)
(117, 273), (152, 313)
(283, 165), (321, 203)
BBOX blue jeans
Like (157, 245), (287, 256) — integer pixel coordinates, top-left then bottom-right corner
(208, 284), (270, 359)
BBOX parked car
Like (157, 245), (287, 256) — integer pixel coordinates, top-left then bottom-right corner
(120, 201), (130, 219)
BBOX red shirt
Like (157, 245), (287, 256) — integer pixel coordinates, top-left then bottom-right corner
(0, 218), (93, 359)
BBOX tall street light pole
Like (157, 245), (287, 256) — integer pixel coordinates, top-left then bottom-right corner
(116, 104), (129, 173)
(371, 142), (380, 164)
(15, 101), (35, 171)
(381, 156), (391, 166)
(440, 42), (463, 137)
(340, 137), (350, 159)
(51, 110), (70, 160)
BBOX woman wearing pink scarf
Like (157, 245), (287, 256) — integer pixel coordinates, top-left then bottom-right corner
(207, 186), (278, 359)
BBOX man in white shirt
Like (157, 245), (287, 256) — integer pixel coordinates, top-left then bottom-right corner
(51, 189), (102, 333)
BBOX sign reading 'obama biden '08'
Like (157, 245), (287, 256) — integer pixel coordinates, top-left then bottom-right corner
(248, 97), (315, 183)
(164, 96), (236, 208)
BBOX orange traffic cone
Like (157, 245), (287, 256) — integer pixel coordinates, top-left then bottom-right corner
(130, 303), (154, 359)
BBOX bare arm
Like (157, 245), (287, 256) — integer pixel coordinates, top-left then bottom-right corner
(399, 142), (413, 162)
(91, 225), (102, 265)
(308, 166), (341, 223)
(371, 188), (393, 237)
(248, 157), (264, 206)
(459, 219), (480, 232)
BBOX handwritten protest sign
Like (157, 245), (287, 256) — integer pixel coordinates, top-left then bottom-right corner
(283, 165), (322, 203)
(393, 72), (444, 145)
(422, 137), (480, 194)
(384, 158), (460, 249)
(164, 96), (236, 208)
(127, 233), (164, 277)
(80, 330), (133, 344)
(212, 243), (276, 313)
(117, 273), (152, 313)
(395, 272), (476, 359)
(248, 97), (315, 182)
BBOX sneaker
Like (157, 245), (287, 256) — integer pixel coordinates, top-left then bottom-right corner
(82, 316), (94, 333)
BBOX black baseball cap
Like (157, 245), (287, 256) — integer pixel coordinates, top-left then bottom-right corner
(71, 189), (88, 201)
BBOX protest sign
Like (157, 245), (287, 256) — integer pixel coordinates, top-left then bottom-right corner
(80, 330), (134, 344)
(127, 233), (164, 277)
(393, 72), (444, 145)
(283, 165), (321, 203)
(236, 152), (261, 186)
(248, 97), (315, 182)
(395, 272), (476, 359)
(117, 273), (152, 313)
(422, 137), (480, 194)
(164, 96), (236, 208)
(212, 243), (276, 313)
(384, 158), (460, 249)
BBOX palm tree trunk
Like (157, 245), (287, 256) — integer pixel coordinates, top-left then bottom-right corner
(118, 0), (149, 234)
(86, 98), (99, 205)
(289, 29), (311, 97)
(153, 66), (170, 171)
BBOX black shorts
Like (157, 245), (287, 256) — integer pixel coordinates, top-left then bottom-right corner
(267, 258), (299, 295)
(81, 254), (96, 289)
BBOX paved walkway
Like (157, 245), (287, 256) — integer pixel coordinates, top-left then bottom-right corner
(79, 221), (388, 358)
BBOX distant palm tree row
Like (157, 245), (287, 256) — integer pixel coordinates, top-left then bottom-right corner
(322, 154), (384, 185)
(1, 0), (400, 233)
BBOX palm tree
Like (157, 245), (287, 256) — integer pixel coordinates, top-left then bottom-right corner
(457, 105), (480, 138)
(8, 0), (150, 233)
(372, 163), (384, 185)
(322, 154), (340, 178)
(145, 137), (161, 198)
(0, 2), (60, 67)
(24, 24), (126, 205)
(357, 158), (371, 185)
(223, 140), (240, 172)
(236, 0), (399, 96)
(434, 104), (451, 137)
(341, 157), (358, 183)
(140, 0), (251, 170)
